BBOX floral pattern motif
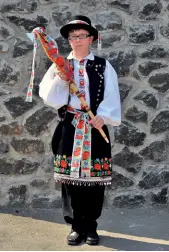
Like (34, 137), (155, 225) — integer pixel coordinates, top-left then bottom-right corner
(70, 111), (91, 178)
(54, 155), (112, 177)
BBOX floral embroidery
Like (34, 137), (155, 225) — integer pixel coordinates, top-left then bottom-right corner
(94, 163), (101, 171)
(70, 111), (91, 178)
(83, 151), (90, 160)
(54, 155), (71, 175)
(60, 160), (67, 168)
(77, 119), (84, 129)
(73, 147), (81, 156)
(54, 155), (112, 177)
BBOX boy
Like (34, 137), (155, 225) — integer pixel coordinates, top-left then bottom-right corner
(39, 15), (121, 246)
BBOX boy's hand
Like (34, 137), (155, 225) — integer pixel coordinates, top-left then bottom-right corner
(88, 115), (104, 129)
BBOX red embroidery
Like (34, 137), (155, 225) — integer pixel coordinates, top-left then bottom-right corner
(84, 141), (90, 146)
(103, 163), (109, 170)
(60, 160), (67, 168)
(77, 120), (84, 129)
(80, 80), (84, 86)
(75, 134), (83, 140)
(83, 151), (90, 160)
(78, 60), (86, 110)
(94, 163), (102, 171)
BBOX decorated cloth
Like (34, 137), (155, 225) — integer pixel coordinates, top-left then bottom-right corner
(53, 110), (112, 186)
(70, 108), (91, 179)
(39, 52), (121, 185)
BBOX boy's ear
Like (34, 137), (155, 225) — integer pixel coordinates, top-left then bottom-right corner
(90, 35), (94, 43)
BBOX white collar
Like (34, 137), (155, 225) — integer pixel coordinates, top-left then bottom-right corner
(67, 51), (94, 61)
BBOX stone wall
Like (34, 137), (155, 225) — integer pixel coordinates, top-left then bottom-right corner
(0, 0), (169, 210)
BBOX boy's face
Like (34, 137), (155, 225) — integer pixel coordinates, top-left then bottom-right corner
(68, 29), (94, 51)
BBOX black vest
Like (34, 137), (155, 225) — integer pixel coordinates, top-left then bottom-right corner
(58, 55), (106, 119)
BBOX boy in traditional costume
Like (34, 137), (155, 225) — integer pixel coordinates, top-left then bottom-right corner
(39, 15), (121, 246)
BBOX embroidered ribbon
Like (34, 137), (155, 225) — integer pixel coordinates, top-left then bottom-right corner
(25, 35), (38, 102)
(26, 27), (59, 102)
(70, 110), (91, 179)
(68, 20), (89, 25)
(78, 59), (86, 110)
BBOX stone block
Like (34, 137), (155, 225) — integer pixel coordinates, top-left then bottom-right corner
(119, 83), (132, 102)
(11, 137), (45, 154)
(109, 50), (136, 77)
(0, 158), (39, 175)
(0, 0), (37, 13)
(8, 185), (27, 207)
(0, 59), (19, 85)
(7, 15), (48, 32)
(139, 166), (169, 189)
(0, 22), (14, 41)
(139, 141), (168, 162)
(134, 90), (158, 109)
(0, 122), (23, 135)
(13, 37), (33, 58)
(138, 1), (162, 20)
(151, 188), (168, 204)
(138, 61), (167, 76)
(114, 121), (146, 146)
(112, 146), (143, 173)
(4, 97), (36, 118)
(125, 106), (148, 123)
(139, 45), (169, 58)
(113, 194), (145, 208)
(151, 111), (169, 133)
(149, 73), (169, 93)
(128, 24), (155, 44)
(25, 107), (57, 136)
(0, 139), (9, 153)
(111, 171), (134, 189)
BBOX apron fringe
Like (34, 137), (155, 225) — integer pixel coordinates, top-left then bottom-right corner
(54, 174), (112, 186)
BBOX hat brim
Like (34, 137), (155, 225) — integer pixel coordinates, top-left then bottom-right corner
(60, 23), (98, 41)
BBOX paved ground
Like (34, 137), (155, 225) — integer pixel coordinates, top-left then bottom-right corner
(1, 206), (169, 251)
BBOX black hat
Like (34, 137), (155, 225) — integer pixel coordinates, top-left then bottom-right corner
(60, 15), (98, 41)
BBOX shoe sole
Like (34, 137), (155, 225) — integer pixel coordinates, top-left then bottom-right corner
(67, 238), (84, 246)
(85, 240), (99, 246)
(67, 240), (79, 246)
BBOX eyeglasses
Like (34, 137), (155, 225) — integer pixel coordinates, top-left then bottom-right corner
(68, 34), (91, 40)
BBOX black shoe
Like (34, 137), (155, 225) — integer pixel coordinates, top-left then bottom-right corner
(85, 231), (99, 245)
(67, 231), (84, 246)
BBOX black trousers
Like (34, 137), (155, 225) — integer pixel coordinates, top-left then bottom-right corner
(62, 184), (105, 234)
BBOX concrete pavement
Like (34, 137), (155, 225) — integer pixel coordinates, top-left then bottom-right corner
(0, 206), (169, 251)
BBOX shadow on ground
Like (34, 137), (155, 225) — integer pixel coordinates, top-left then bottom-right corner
(1, 205), (169, 251)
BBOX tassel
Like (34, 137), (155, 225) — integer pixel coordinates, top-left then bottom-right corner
(97, 32), (102, 56)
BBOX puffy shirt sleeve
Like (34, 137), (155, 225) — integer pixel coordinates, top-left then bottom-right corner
(97, 60), (121, 126)
(39, 63), (69, 110)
